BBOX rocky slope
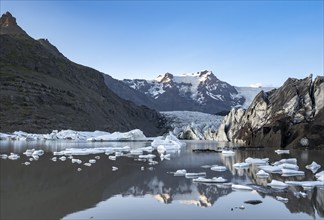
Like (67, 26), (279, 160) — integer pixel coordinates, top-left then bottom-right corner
(215, 75), (324, 148)
(112, 71), (245, 114)
(0, 12), (165, 136)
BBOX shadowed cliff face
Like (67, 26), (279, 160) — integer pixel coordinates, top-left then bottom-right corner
(216, 75), (324, 148)
(0, 12), (166, 136)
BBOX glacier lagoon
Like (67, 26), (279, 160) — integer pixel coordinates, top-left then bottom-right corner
(1, 140), (323, 219)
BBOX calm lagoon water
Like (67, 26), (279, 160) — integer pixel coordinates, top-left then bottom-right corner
(0, 140), (323, 219)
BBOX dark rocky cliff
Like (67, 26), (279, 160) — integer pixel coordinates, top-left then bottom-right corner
(216, 75), (324, 148)
(0, 12), (165, 136)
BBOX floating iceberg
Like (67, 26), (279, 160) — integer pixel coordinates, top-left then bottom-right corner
(112, 166), (118, 171)
(0, 154), (8, 159)
(281, 169), (304, 177)
(193, 177), (227, 183)
(233, 162), (250, 169)
(89, 159), (96, 164)
(139, 154), (156, 159)
(306, 161), (321, 173)
(245, 157), (269, 165)
(87, 129), (147, 142)
(54, 148), (105, 156)
(211, 165), (227, 172)
(278, 163), (299, 170)
(71, 159), (82, 164)
(259, 165), (282, 174)
(256, 170), (270, 178)
(315, 171), (324, 181)
(276, 196), (288, 202)
(275, 149), (290, 155)
(151, 132), (185, 151)
(221, 150), (235, 156)
(285, 180), (324, 188)
(231, 184), (253, 190)
(185, 172), (206, 178)
(8, 153), (20, 160)
(272, 158), (297, 166)
(267, 180), (288, 189)
(59, 156), (66, 161)
(174, 169), (187, 176)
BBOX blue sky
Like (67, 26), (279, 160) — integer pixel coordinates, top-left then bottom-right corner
(1, 0), (323, 86)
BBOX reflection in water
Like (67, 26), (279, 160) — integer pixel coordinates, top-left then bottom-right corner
(0, 140), (323, 219)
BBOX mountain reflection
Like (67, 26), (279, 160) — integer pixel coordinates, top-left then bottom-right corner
(0, 141), (323, 219)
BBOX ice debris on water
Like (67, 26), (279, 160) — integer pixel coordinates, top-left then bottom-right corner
(51, 157), (57, 162)
(89, 159), (96, 164)
(211, 165), (227, 172)
(23, 162), (30, 166)
(174, 169), (187, 176)
(275, 149), (290, 155)
(233, 162), (250, 169)
(272, 158), (297, 166)
(108, 156), (116, 161)
(8, 153), (20, 160)
(276, 196), (288, 202)
(185, 172), (206, 178)
(245, 157), (269, 165)
(281, 169), (304, 177)
(221, 150), (235, 156)
(94, 156), (100, 160)
(267, 180), (288, 189)
(256, 170), (269, 178)
(306, 161), (321, 173)
(84, 163), (91, 167)
(231, 184), (253, 190)
(59, 156), (66, 161)
(112, 166), (118, 171)
(193, 177), (227, 183)
(0, 154), (8, 159)
(71, 159), (82, 164)
(77, 168), (82, 172)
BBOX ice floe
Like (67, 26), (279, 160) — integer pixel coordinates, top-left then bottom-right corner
(267, 180), (288, 189)
(8, 153), (20, 160)
(193, 177), (227, 183)
(59, 156), (66, 161)
(77, 168), (82, 172)
(233, 162), (250, 169)
(87, 129), (147, 142)
(278, 163), (299, 170)
(23, 162), (30, 166)
(245, 157), (269, 165)
(281, 169), (304, 177)
(139, 154), (156, 159)
(256, 170), (270, 178)
(84, 163), (91, 167)
(112, 166), (118, 171)
(174, 169), (187, 176)
(276, 196), (288, 202)
(315, 171), (324, 181)
(231, 184), (253, 190)
(89, 159), (96, 164)
(305, 161), (321, 173)
(0, 154), (8, 159)
(285, 180), (324, 188)
(185, 172), (206, 178)
(272, 158), (297, 166)
(210, 165), (227, 172)
(259, 165), (282, 174)
(72, 159), (82, 164)
(274, 149), (290, 155)
(151, 132), (185, 151)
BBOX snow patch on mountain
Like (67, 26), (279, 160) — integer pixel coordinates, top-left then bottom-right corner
(235, 87), (275, 109)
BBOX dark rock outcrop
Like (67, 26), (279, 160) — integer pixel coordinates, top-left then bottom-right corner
(216, 75), (324, 148)
(0, 12), (165, 136)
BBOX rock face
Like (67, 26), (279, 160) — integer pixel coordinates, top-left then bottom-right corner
(0, 12), (165, 136)
(215, 75), (324, 148)
(115, 71), (245, 114)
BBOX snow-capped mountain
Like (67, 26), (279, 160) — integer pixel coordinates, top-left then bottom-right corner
(121, 70), (245, 114)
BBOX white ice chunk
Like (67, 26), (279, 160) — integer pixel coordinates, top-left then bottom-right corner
(84, 163), (91, 167)
(174, 169), (187, 176)
(276, 196), (288, 202)
(256, 170), (270, 178)
(185, 172), (206, 178)
(151, 132), (185, 151)
(245, 157), (269, 165)
(293, 191), (307, 198)
(72, 159), (82, 164)
(275, 149), (290, 155)
(267, 180), (288, 189)
(281, 169), (304, 176)
(51, 157), (57, 162)
(193, 177), (227, 183)
(210, 165), (227, 172)
(157, 145), (166, 154)
(139, 154), (156, 159)
(272, 158), (297, 166)
(23, 149), (35, 157)
(306, 161), (321, 173)
(89, 159), (96, 164)
(0, 154), (8, 159)
(8, 153), (20, 160)
(77, 168), (82, 172)
(259, 165), (282, 174)
(108, 155), (116, 160)
(87, 129), (147, 141)
(59, 156), (66, 161)
(278, 163), (299, 170)
(221, 150), (235, 156)
(23, 162), (30, 166)
(130, 149), (143, 155)
(231, 184), (253, 190)
(112, 166), (118, 171)
(32, 150), (44, 156)
(94, 156), (100, 160)
(233, 162), (250, 169)
(285, 180), (324, 188)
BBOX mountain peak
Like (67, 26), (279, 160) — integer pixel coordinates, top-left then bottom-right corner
(155, 72), (174, 83)
(0, 11), (30, 37)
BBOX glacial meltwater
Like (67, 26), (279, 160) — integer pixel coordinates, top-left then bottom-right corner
(1, 140), (323, 219)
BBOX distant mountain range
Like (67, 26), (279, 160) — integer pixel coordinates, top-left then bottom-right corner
(104, 71), (273, 114)
(0, 12), (165, 135)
